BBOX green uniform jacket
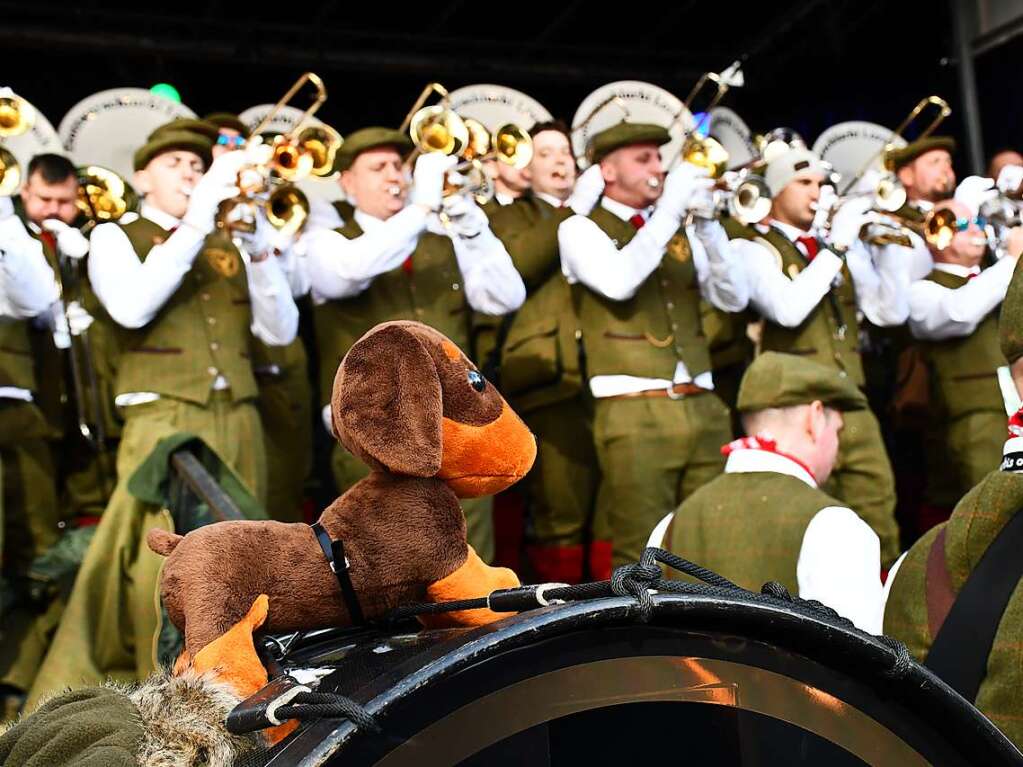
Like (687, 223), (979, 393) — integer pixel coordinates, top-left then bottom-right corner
(919, 268), (1005, 418)
(312, 217), (469, 406)
(116, 219), (258, 405)
(667, 470), (844, 594)
(884, 468), (1023, 749)
(729, 222), (863, 386)
(490, 194), (580, 413)
(575, 206), (708, 380)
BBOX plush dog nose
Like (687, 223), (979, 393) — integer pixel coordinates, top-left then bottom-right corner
(438, 401), (537, 498)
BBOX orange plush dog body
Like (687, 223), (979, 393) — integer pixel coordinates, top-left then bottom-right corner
(149, 321), (536, 659)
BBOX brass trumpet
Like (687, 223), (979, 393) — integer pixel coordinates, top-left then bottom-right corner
(0, 91), (34, 138)
(0, 147), (22, 196)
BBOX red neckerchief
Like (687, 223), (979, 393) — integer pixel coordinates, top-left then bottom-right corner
(1008, 407), (1023, 438)
(720, 432), (818, 484)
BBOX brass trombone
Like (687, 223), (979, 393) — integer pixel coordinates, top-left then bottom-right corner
(663, 72), (731, 177)
(402, 82), (469, 160)
(574, 95), (632, 165)
(0, 91), (34, 138)
(76, 165), (138, 227)
(839, 96), (951, 197)
(219, 72), (340, 236)
(0, 147), (22, 196)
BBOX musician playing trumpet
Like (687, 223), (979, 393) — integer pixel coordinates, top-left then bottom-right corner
(556, 121), (748, 567)
(724, 145), (907, 567)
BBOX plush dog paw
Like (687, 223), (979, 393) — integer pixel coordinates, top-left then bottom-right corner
(421, 546), (521, 628)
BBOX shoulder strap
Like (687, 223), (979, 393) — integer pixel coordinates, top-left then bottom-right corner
(925, 509), (1023, 702)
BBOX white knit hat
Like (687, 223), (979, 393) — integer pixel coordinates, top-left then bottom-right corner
(764, 147), (827, 197)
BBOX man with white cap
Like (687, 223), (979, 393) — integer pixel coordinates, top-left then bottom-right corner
(725, 145), (907, 567)
(557, 121), (749, 569)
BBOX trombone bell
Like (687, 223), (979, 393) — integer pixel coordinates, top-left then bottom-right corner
(295, 124), (343, 177)
(728, 173), (772, 225)
(683, 135), (729, 179)
(0, 95), (34, 138)
(266, 184), (310, 237)
(492, 123), (533, 169)
(76, 165), (135, 222)
(410, 104), (468, 156)
(0, 148), (22, 196)
(925, 207), (958, 250)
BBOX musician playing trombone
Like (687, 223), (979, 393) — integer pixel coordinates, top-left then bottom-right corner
(557, 120), (749, 568)
(28, 122), (299, 701)
(304, 127), (526, 562)
(724, 145), (907, 568)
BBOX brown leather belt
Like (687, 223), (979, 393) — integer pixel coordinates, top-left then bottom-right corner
(608, 383), (710, 400)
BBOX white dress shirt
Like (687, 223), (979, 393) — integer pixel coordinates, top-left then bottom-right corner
(908, 258), (1016, 339)
(88, 203), (298, 405)
(731, 220), (908, 329)
(559, 196), (748, 397)
(0, 216), (61, 403)
(648, 448), (884, 634)
(304, 205), (525, 315)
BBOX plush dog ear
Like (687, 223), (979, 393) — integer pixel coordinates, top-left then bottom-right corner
(333, 323), (443, 476)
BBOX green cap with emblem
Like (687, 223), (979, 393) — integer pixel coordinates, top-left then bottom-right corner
(884, 136), (956, 171)
(587, 121), (671, 165)
(203, 112), (251, 138)
(335, 127), (413, 172)
(132, 124), (213, 172)
(147, 117), (220, 143)
(737, 352), (867, 413)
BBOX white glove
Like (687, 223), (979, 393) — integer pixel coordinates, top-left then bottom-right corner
(687, 177), (718, 219)
(441, 194), (487, 238)
(828, 196), (872, 251)
(656, 163), (710, 220)
(566, 164), (605, 215)
(41, 219), (90, 259)
(955, 175), (998, 216)
(812, 184), (839, 233)
(181, 150), (249, 233)
(410, 154), (457, 211)
(66, 300), (94, 336)
(997, 165), (1023, 196)
(51, 304), (70, 350)
(231, 204), (274, 262)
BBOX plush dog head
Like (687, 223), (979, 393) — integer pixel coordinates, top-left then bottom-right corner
(332, 321), (536, 497)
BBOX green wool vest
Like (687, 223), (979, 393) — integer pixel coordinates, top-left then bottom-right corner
(892, 201), (927, 225)
(312, 217), (468, 406)
(114, 219), (257, 405)
(668, 470), (842, 594)
(574, 206), (709, 381)
(732, 223), (863, 386)
(884, 469), (1023, 749)
(492, 196), (581, 412)
(920, 269), (1004, 418)
(0, 319), (35, 390)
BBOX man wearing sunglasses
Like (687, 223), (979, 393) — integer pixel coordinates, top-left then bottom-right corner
(908, 198), (1023, 522)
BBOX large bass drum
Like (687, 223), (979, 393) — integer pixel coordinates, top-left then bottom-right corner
(237, 591), (1021, 766)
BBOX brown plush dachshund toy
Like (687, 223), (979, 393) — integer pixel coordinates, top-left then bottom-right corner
(148, 321), (536, 662)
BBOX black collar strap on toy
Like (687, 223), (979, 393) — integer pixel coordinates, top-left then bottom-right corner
(310, 522), (365, 625)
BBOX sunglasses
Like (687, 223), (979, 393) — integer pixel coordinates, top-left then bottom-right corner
(953, 215), (986, 231)
(216, 133), (246, 148)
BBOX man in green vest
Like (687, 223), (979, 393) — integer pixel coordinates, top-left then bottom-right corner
(724, 145), (905, 567)
(557, 121), (748, 568)
(26, 122), (299, 702)
(907, 198), (1023, 522)
(653, 351), (883, 633)
(0, 201), (63, 718)
(204, 112), (313, 522)
(487, 120), (605, 582)
(887, 136), (957, 281)
(304, 127), (526, 562)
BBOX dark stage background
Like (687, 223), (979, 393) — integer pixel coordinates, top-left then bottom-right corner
(3, 0), (1022, 175)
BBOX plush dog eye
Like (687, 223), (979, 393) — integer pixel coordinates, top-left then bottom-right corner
(467, 370), (486, 392)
